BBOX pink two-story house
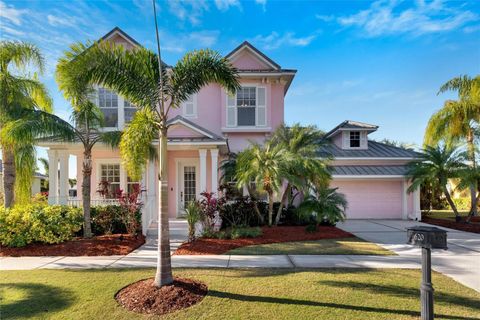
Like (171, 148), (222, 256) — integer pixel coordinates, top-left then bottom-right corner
(42, 27), (420, 235)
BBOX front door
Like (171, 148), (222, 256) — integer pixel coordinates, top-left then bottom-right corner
(178, 161), (199, 215)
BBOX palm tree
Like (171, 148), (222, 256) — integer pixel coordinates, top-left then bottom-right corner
(297, 186), (347, 225)
(269, 124), (331, 225)
(56, 41), (238, 287)
(406, 145), (466, 220)
(0, 41), (52, 207)
(236, 141), (289, 226)
(425, 75), (480, 217)
(3, 99), (121, 237)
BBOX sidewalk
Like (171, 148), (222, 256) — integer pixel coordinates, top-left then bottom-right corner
(1, 219), (479, 293)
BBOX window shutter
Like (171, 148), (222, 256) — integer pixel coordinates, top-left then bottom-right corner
(343, 131), (349, 148)
(227, 91), (236, 127)
(184, 94), (196, 117)
(360, 131), (367, 148)
(257, 87), (266, 126)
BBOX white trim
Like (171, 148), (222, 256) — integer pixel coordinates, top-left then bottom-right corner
(47, 149), (58, 205)
(225, 84), (268, 129)
(222, 127), (272, 132)
(199, 149), (207, 193)
(332, 175), (404, 179)
(228, 45), (279, 70)
(168, 118), (213, 139)
(210, 149), (219, 194)
(168, 141), (227, 146)
(238, 72), (296, 77)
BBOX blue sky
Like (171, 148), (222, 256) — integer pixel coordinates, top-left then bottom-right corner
(1, 0), (479, 177)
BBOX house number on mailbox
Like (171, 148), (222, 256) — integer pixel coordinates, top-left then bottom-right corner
(413, 234), (425, 241)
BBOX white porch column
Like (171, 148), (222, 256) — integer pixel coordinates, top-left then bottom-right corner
(199, 149), (207, 193)
(210, 149), (219, 194)
(413, 188), (421, 221)
(402, 179), (408, 220)
(58, 152), (69, 205)
(47, 149), (58, 205)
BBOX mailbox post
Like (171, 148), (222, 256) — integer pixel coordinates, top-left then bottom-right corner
(407, 226), (447, 320)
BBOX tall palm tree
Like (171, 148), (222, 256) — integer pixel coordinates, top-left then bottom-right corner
(425, 75), (480, 217)
(406, 145), (466, 219)
(56, 40), (239, 286)
(269, 124), (331, 225)
(236, 141), (289, 226)
(0, 41), (53, 207)
(3, 99), (121, 237)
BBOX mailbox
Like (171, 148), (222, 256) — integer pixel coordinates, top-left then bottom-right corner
(407, 226), (447, 249)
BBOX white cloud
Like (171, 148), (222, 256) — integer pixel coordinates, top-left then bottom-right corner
(255, 0), (267, 12)
(47, 14), (75, 27)
(167, 0), (209, 25)
(159, 30), (220, 53)
(214, 0), (241, 12)
(337, 0), (478, 37)
(253, 31), (317, 50)
(0, 25), (25, 37)
(0, 1), (27, 25)
(315, 14), (334, 22)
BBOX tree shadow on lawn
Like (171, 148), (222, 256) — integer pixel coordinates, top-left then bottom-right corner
(320, 280), (480, 311)
(0, 282), (74, 319)
(207, 290), (478, 320)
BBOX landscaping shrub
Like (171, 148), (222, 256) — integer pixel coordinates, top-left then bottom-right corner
(0, 204), (83, 247)
(219, 196), (261, 228)
(452, 198), (472, 211)
(230, 226), (262, 239)
(90, 205), (142, 236)
(185, 201), (201, 241)
(305, 224), (318, 233)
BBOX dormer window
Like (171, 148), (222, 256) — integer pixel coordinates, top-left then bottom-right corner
(350, 131), (361, 148)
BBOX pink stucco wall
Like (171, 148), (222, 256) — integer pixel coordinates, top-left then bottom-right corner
(231, 50), (271, 70)
(331, 179), (403, 219)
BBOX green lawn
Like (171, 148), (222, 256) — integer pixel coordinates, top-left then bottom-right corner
(2, 268), (479, 320)
(227, 237), (394, 255)
(423, 210), (469, 220)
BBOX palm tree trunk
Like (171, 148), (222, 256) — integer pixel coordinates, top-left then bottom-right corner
(267, 190), (274, 227)
(466, 130), (478, 218)
(247, 186), (264, 224)
(2, 147), (15, 208)
(442, 185), (460, 218)
(274, 183), (290, 226)
(82, 147), (93, 238)
(154, 125), (173, 287)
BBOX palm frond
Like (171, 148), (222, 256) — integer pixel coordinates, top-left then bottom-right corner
(0, 41), (45, 73)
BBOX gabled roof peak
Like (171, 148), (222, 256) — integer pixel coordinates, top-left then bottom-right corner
(325, 120), (379, 138)
(100, 26), (141, 47)
(225, 41), (281, 70)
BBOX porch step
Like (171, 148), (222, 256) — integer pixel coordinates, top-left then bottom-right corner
(146, 219), (188, 245)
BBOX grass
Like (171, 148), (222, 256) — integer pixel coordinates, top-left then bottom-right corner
(1, 268), (479, 320)
(422, 210), (469, 220)
(226, 237), (394, 255)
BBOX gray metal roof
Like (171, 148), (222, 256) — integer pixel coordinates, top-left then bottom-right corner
(167, 115), (226, 142)
(331, 165), (408, 176)
(319, 140), (419, 158)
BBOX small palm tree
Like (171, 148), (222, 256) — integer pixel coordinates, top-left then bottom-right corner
(236, 141), (289, 226)
(297, 186), (347, 225)
(56, 40), (239, 287)
(269, 124), (331, 225)
(425, 75), (480, 217)
(0, 41), (53, 207)
(406, 145), (466, 219)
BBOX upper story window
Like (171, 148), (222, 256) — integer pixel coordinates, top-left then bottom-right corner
(98, 88), (118, 127)
(124, 100), (137, 123)
(182, 94), (197, 118)
(350, 131), (361, 148)
(227, 86), (266, 127)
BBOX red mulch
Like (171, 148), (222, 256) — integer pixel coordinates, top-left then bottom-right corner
(115, 277), (207, 315)
(422, 217), (480, 234)
(174, 226), (353, 255)
(0, 234), (145, 257)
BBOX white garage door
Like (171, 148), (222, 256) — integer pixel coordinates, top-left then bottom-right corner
(331, 179), (403, 219)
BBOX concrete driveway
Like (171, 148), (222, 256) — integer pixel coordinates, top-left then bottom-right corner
(336, 219), (480, 292)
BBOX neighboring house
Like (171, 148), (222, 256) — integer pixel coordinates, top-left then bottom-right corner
(0, 160), (47, 197)
(40, 27), (296, 233)
(40, 27), (421, 235)
(319, 120), (421, 220)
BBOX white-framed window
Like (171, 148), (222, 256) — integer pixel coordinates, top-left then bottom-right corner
(182, 94), (197, 118)
(100, 163), (121, 198)
(124, 100), (137, 123)
(98, 88), (118, 127)
(227, 86), (266, 127)
(349, 131), (361, 148)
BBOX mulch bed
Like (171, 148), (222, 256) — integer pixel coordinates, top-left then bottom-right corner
(175, 226), (353, 255)
(115, 277), (207, 315)
(0, 234), (145, 257)
(422, 217), (480, 234)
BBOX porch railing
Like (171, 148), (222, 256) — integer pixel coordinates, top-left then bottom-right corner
(67, 198), (121, 207)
